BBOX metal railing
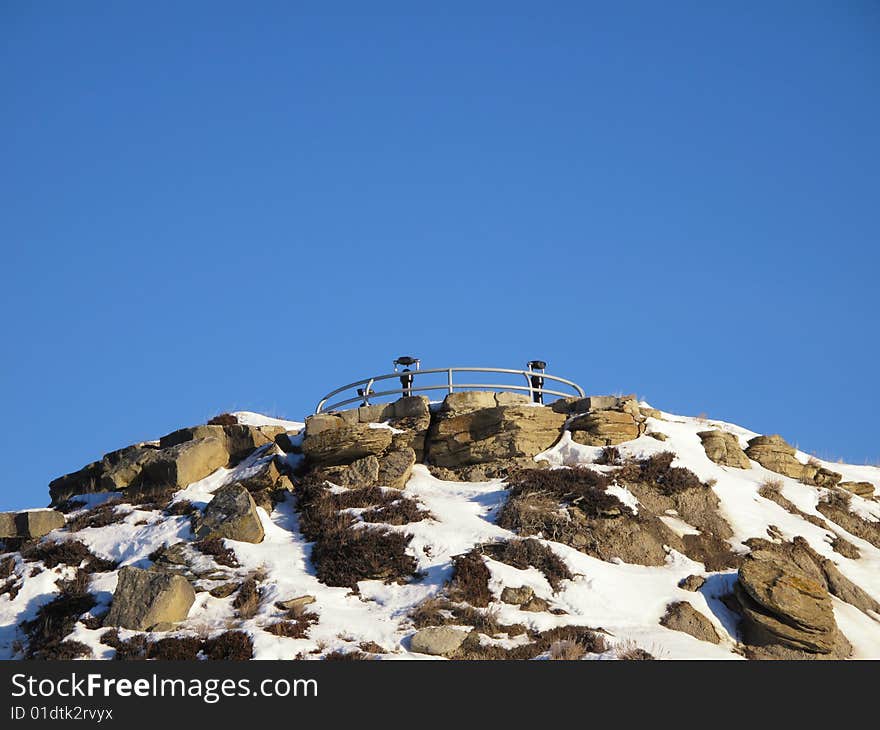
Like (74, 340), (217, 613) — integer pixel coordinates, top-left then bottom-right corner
(315, 367), (585, 414)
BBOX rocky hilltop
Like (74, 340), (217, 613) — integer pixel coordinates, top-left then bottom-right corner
(1, 393), (879, 660)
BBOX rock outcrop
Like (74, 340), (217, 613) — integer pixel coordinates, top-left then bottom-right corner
(0, 510), (65, 540)
(744, 435), (842, 488)
(49, 422), (295, 505)
(660, 601), (720, 644)
(425, 393), (565, 468)
(698, 430), (750, 469)
(838, 481), (875, 498)
(735, 542), (850, 658)
(193, 484), (265, 543)
(104, 566), (196, 631)
(562, 395), (647, 446)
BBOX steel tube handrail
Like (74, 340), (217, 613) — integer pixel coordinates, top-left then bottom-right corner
(315, 366), (584, 413)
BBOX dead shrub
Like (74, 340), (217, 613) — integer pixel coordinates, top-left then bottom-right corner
(615, 639), (655, 660)
(233, 578), (262, 619)
(193, 537), (240, 568)
(265, 612), (318, 639)
(496, 493), (576, 542)
(311, 525), (417, 590)
(1, 577), (21, 601)
(549, 639), (585, 660)
(203, 631), (254, 660)
(482, 539), (572, 591)
(164, 499), (197, 517)
(20, 540), (116, 573)
(506, 468), (629, 519)
(759, 477), (784, 494)
(323, 649), (369, 660)
(66, 499), (129, 531)
(537, 626), (607, 654)
(147, 636), (203, 660)
(208, 413), (239, 426)
(620, 452), (705, 495)
(361, 499), (431, 525)
(409, 596), (456, 628)
(101, 629), (147, 660)
(595, 446), (622, 466)
(359, 641), (386, 654)
(448, 549), (492, 607)
(22, 570), (96, 659)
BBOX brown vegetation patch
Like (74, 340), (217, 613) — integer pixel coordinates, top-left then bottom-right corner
(193, 537), (240, 568)
(208, 413), (239, 426)
(482, 539), (572, 591)
(22, 571), (97, 659)
(21, 540), (117, 573)
(448, 549), (492, 607)
(66, 499), (129, 532)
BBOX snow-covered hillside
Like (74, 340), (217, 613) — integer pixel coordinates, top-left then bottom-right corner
(2, 400), (879, 660)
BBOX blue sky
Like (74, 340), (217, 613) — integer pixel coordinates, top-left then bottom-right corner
(1, 3), (878, 510)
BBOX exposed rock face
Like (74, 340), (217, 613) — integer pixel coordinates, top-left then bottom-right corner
(378, 448), (417, 490)
(679, 574), (706, 592)
(49, 423), (295, 505)
(139, 437), (230, 490)
(565, 395), (646, 446)
(302, 423), (393, 468)
(838, 481), (875, 498)
(104, 566), (196, 631)
(194, 484), (265, 543)
(698, 430), (750, 469)
(410, 626), (469, 656)
(735, 543), (850, 658)
(0, 510), (65, 539)
(744, 435), (842, 488)
(425, 393), (565, 468)
(660, 601), (720, 644)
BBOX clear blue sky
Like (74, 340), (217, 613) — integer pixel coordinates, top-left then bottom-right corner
(2, 3), (878, 510)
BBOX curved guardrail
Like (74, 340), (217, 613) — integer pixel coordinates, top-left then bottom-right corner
(315, 367), (585, 414)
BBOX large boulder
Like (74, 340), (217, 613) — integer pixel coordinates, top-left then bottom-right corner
(660, 601), (720, 644)
(104, 566), (196, 631)
(193, 484), (265, 543)
(744, 435), (841, 488)
(49, 423), (286, 506)
(302, 421), (394, 468)
(138, 437), (230, 490)
(410, 626), (469, 657)
(49, 443), (160, 504)
(0, 509), (65, 539)
(735, 546), (849, 657)
(697, 430), (750, 469)
(378, 448), (416, 489)
(566, 396), (646, 446)
(426, 394), (565, 468)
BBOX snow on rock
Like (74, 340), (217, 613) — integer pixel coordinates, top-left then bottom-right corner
(2, 406), (880, 661)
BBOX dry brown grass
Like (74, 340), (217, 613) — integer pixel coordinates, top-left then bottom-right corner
(482, 539), (572, 592)
(448, 549), (492, 607)
(21, 540), (116, 573)
(233, 577), (262, 619)
(22, 570), (97, 659)
(193, 537), (240, 568)
(548, 639), (586, 660)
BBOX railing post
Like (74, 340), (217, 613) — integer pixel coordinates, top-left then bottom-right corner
(448, 368), (454, 394)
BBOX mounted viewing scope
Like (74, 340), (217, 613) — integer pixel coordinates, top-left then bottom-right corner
(393, 355), (420, 398)
(393, 356), (421, 370)
(527, 359), (547, 404)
